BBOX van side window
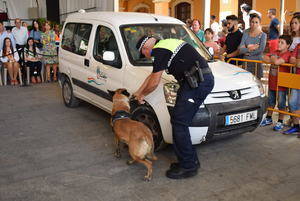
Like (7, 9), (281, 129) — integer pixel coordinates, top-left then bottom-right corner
(62, 23), (92, 56)
(61, 23), (76, 52)
(93, 26), (121, 68)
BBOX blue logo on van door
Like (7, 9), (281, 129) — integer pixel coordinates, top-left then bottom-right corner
(97, 67), (107, 80)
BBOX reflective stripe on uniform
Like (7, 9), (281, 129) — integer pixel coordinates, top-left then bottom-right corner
(153, 39), (186, 73)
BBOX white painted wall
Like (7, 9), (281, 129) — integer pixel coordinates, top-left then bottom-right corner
(59, 0), (114, 22)
(1, 0), (46, 25)
(1, 0), (114, 25)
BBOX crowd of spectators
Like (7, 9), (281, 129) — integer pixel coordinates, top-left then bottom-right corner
(0, 18), (60, 85)
(186, 6), (300, 137)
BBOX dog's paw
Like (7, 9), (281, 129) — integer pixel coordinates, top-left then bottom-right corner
(126, 160), (134, 165)
(144, 175), (152, 182)
(114, 151), (121, 158)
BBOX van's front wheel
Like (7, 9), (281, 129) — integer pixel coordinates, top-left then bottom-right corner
(132, 107), (165, 151)
(62, 79), (79, 108)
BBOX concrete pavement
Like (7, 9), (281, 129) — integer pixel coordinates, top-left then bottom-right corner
(0, 83), (299, 201)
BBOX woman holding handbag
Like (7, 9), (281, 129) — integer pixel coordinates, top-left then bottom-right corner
(29, 20), (43, 50)
(41, 21), (58, 82)
(24, 37), (42, 83)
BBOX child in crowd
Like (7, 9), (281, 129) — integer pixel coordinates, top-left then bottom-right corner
(24, 37), (42, 83)
(218, 20), (228, 48)
(185, 19), (192, 29)
(267, 8), (280, 54)
(0, 37), (20, 85)
(283, 43), (300, 136)
(204, 28), (220, 55)
(260, 35), (293, 131)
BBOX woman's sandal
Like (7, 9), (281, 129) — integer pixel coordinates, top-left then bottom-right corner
(46, 76), (51, 83)
(31, 77), (37, 84)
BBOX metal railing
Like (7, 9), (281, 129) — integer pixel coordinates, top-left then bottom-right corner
(225, 58), (300, 118)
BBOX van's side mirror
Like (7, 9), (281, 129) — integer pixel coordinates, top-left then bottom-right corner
(208, 47), (214, 56)
(102, 51), (122, 68)
(207, 47), (215, 62)
(103, 51), (115, 61)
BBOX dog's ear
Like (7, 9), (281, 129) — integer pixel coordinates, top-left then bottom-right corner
(121, 89), (130, 97)
(107, 90), (115, 97)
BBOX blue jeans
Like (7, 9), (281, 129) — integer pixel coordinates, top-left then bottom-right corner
(268, 90), (287, 110)
(171, 73), (214, 169)
(289, 89), (300, 112)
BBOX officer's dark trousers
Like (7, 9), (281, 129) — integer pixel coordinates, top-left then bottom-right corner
(171, 73), (214, 169)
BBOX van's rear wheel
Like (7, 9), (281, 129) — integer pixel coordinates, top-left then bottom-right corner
(132, 107), (165, 151)
(62, 79), (79, 108)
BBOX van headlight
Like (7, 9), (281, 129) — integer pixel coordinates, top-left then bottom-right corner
(253, 77), (265, 96)
(163, 83), (179, 105)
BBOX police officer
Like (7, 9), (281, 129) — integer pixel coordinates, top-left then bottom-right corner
(134, 36), (214, 179)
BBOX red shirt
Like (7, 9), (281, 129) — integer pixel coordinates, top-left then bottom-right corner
(204, 41), (220, 54)
(268, 50), (292, 91)
(218, 36), (226, 48)
(291, 43), (300, 74)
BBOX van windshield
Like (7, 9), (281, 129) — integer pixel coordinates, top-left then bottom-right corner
(120, 24), (212, 66)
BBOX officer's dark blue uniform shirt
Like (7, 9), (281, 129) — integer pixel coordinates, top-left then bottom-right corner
(151, 42), (209, 81)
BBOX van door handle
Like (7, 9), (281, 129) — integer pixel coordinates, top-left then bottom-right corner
(84, 59), (89, 67)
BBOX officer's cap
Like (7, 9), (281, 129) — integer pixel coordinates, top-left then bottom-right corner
(136, 35), (152, 53)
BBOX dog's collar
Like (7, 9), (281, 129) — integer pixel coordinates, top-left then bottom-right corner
(112, 110), (131, 124)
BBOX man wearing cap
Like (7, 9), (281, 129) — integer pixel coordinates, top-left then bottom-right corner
(134, 36), (214, 179)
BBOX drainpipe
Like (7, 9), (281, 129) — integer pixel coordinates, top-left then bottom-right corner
(280, 0), (285, 34)
(35, 0), (40, 18)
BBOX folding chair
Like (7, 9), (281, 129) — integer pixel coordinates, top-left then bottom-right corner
(3, 67), (23, 85)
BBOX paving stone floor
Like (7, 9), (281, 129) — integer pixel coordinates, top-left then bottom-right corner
(0, 83), (299, 201)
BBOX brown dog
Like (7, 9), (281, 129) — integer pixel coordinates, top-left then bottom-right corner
(108, 89), (157, 181)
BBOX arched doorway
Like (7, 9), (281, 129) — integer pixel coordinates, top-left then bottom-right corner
(133, 3), (151, 13)
(136, 7), (149, 13)
(175, 2), (191, 22)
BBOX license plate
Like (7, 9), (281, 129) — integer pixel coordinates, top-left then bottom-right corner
(225, 110), (258, 126)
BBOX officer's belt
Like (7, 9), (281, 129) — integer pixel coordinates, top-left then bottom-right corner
(178, 67), (212, 86)
(200, 67), (212, 74)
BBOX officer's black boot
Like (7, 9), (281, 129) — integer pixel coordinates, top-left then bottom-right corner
(166, 165), (198, 179)
(169, 160), (200, 169)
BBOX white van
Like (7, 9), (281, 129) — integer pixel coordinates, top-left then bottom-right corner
(59, 12), (267, 149)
